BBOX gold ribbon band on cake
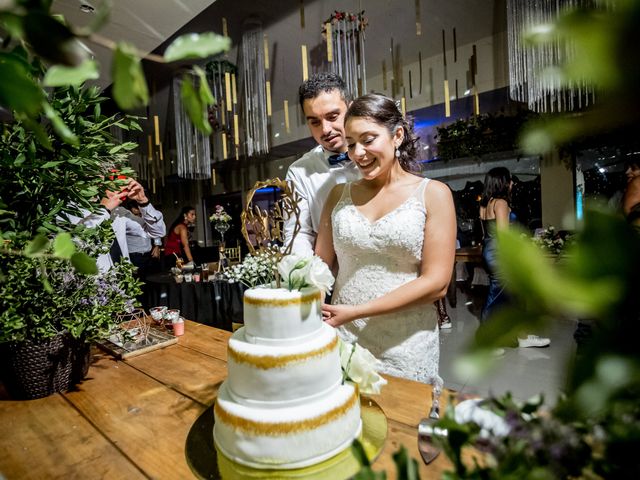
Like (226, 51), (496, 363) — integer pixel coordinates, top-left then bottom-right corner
(228, 335), (338, 369)
(244, 290), (321, 307)
(214, 389), (358, 435)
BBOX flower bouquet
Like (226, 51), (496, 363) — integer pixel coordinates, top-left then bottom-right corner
(210, 205), (232, 243)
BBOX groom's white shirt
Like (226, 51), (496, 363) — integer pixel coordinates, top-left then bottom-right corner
(284, 145), (361, 256)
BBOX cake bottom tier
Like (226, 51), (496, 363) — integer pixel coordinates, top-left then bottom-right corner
(213, 381), (362, 469)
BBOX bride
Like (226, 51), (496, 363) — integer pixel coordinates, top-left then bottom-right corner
(315, 93), (456, 386)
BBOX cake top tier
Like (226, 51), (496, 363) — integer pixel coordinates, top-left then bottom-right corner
(243, 286), (323, 345)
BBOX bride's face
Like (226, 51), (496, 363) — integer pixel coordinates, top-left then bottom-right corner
(345, 117), (403, 180)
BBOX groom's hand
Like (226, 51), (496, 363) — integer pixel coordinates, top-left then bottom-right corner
(322, 303), (359, 327)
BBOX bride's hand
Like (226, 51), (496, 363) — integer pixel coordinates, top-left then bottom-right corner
(322, 303), (359, 327)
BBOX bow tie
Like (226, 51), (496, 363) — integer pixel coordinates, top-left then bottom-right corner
(328, 152), (349, 165)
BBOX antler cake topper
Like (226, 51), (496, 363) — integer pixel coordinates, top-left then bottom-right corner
(241, 178), (301, 257)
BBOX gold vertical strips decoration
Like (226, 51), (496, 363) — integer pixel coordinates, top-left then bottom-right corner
(152, 178), (156, 194)
(301, 45), (308, 81)
(221, 100), (226, 124)
(382, 60), (387, 91)
(233, 114), (240, 147)
(300, 0), (305, 28)
(415, 0), (421, 36)
(401, 96), (406, 116)
(232, 73), (237, 105)
(222, 132), (227, 159)
(326, 22), (333, 62)
(147, 135), (153, 160)
(225, 72), (232, 111)
(212, 168), (217, 187)
(284, 100), (290, 133)
(222, 17), (228, 37)
(471, 44), (479, 115)
(453, 28), (458, 63)
(159, 142), (163, 161)
(444, 80), (451, 117)
(264, 35), (270, 70)
(266, 81), (272, 117)
(153, 115), (160, 145)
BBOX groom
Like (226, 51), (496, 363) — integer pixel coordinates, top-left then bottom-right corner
(284, 73), (361, 256)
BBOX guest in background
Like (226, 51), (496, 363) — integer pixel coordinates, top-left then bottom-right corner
(164, 206), (196, 267)
(479, 167), (550, 348)
(111, 195), (165, 308)
(623, 158), (640, 226)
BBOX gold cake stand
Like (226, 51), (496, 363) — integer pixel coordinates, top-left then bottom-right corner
(186, 396), (388, 480)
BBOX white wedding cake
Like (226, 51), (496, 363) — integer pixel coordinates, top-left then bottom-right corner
(213, 285), (362, 469)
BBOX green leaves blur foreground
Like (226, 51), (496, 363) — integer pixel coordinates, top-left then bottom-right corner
(0, 1), (230, 140)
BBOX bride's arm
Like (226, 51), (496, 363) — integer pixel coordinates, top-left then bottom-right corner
(324, 180), (456, 327)
(314, 184), (345, 271)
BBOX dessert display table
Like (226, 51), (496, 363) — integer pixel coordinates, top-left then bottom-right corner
(0, 321), (459, 479)
(145, 273), (244, 330)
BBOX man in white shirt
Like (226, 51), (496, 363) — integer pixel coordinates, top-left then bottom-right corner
(284, 73), (361, 256)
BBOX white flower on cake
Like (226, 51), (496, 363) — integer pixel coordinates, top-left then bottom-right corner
(339, 338), (387, 395)
(278, 254), (334, 293)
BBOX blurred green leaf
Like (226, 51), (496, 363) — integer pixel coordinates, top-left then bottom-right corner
(42, 100), (79, 145)
(163, 32), (230, 62)
(194, 65), (214, 104)
(0, 55), (45, 116)
(112, 42), (148, 110)
(52, 232), (75, 259)
(24, 234), (49, 256)
(496, 227), (621, 317)
(70, 251), (98, 275)
(393, 445), (420, 480)
(180, 74), (212, 135)
(23, 12), (87, 66)
(44, 59), (99, 86)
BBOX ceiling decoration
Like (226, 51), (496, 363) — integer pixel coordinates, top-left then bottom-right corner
(323, 11), (368, 98)
(507, 0), (595, 113)
(173, 74), (212, 179)
(239, 20), (270, 157)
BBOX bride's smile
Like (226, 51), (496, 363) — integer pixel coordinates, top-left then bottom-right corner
(345, 117), (403, 180)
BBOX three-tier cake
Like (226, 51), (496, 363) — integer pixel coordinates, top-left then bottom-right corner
(213, 285), (362, 469)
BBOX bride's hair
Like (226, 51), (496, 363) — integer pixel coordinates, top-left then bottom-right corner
(345, 93), (421, 173)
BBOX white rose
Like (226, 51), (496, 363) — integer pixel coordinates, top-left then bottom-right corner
(339, 340), (387, 395)
(278, 254), (310, 290)
(307, 256), (334, 293)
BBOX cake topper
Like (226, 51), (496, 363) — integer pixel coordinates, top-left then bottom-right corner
(240, 178), (301, 256)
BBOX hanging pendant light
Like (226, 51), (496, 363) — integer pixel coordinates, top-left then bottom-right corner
(507, 0), (595, 113)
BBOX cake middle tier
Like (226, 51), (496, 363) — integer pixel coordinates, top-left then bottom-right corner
(227, 323), (343, 406)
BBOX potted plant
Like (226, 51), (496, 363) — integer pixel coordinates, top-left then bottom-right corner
(0, 83), (142, 399)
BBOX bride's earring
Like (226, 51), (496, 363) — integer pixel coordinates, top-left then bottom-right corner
(395, 147), (400, 158)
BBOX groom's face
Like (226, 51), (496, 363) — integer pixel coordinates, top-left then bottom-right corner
(303, 89), (349, 154)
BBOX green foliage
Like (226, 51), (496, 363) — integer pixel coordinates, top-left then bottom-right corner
(436, 111), (536, 161)
(439, 209), (640, 478)
(43, 60), (100, 87)
(0, 85), (140, 239)
(112, 42), (149, 110)
(163, 32), (231, 63)
(0, 222), (142, 343)
(0, 1), (230, 136)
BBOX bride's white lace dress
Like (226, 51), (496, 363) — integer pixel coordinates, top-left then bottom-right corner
(332, 178), (442, 387)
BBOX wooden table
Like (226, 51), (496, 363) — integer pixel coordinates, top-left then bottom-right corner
(0, 321), (465, 479)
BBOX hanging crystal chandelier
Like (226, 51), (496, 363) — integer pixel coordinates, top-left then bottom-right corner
(323, 11), (368, 98)
(172, 74), (212, 179)
(507, 0), (595, 113)
(239, 20), (269, 157)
